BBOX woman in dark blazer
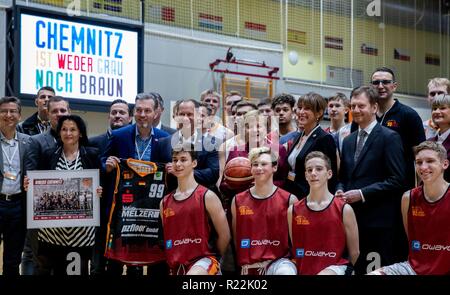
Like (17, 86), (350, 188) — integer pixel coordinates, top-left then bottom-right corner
(34, 115), (101, 275)
(284, 92), (338, 199)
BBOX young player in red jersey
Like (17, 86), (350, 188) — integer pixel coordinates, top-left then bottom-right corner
(288, 151), (359, 275)
(370, 141), (450, 275)
(160, 147), (231, 275)
(232, 147), (298, 275)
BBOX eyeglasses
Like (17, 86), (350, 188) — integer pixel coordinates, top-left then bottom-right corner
(0, 109), (19, 115)
(371, 80), (394, 86)
(429, 91), (446, 97)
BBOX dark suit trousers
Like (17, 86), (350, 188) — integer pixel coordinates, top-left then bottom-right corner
(0, 199), (26, 275)
(354, 227), (398, 275)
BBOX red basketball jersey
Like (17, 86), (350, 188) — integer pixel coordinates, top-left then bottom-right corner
(235, 187), (291, 266)
(162, 185), (216, 270)
(291, 196), (349, 275)
(408, 186), (450, 275)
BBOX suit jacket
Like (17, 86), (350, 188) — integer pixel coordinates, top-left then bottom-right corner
(25, 130), (58, 171)
(338, 123), (406, 228)
(17, 112), (45, 136)
(429, 135), (450, 182)
(285, 126), (338, 199)
(101, 124), (169, 170)
(0, 132), (30, 198)
(153, 132), (220, 193)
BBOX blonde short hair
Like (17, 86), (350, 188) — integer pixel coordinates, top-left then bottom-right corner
(248, 146), (278, 166)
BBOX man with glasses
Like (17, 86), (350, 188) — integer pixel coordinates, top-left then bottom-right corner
(370, 67), (425, 264)
(0, 97), (30, 275)
(370, 67), (425, 189)
(17, 86), (54, 136)
(423, 78), (450, 139)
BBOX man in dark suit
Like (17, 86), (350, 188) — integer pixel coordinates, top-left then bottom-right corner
(151, 92), (176, 135)
(17, 86), (54, 136)
(102, 93), (169, 275)
(25, 96), (70, 171)
(336, 85), (406, 275)
(22, 96), (70, 275)
(0, 96), (30, 275)
(90, 99), (132, 151)
(153, 99), (220, 193)
(89, 99), (132, 275)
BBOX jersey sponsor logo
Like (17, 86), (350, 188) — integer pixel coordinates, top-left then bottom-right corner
(166, 238), (203, 249)
(123, 171), (134, 180)
(238, 206), (254, 215)
(154, 172), (163, 181)
(412, 240), (421, 251)
(173, 238), (202, 246)
(296, 248), (305, 258)
(123, 181), (132, 188)
(240, 239), (281, 248)
(241, 239), (250, 248)
(411, 206), (426, 217)
(138, 181), (146, 186)
(386, 120), (399, 128)
(163, 208), (175, 218)
(166, 239), (173, 249)
(295, 215), (310, 225)
(295, 248), (336, 258)
(413, 241), (450, 252)
(122, 193), (134, 203)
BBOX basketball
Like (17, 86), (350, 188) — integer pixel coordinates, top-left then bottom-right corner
(224, 157), (254, 189)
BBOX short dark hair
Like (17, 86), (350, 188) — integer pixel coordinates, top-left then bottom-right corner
(271, 93), (296, 109)
(305, 151), (332, 171)
(135, 92), (159, 110)
(48, 96), (70, 111)
(172, 144), (198, 161)
(0, 96), (22, 114)
(56, 115), (89, 146)
(37, 86), (55, 97)
(110, 99), (132, 115)
(371, 66), (396, 81)
(297, 92), (327, 120)
(350, 85), (379, 105)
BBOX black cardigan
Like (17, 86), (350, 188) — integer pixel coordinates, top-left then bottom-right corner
(38, 145), (101, 170)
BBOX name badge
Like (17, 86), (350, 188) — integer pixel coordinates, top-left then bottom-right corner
(4, 171), (18, 181)
(288, 171), (296, 181)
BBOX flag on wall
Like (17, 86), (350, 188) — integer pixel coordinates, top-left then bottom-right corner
(149, 5), (175, 22)
(198, 13), (223, 31)
(425, 53), (440, 66)
(324, 36), (343, 50)
(245, 22), (267, 39)
(360, 43), (378, 56)
(288, 29), (307, 45)
(394, 48), (411, 61)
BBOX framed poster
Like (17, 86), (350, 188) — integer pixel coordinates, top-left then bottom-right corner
(27, 169), (100, 229)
